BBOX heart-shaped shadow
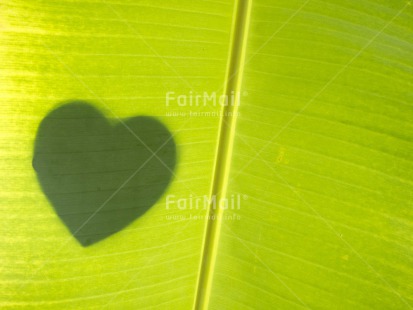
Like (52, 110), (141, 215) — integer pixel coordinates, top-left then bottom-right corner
(33, 101), (176, 246)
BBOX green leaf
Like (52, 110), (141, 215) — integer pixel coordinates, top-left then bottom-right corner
(1, 0), (413, 309)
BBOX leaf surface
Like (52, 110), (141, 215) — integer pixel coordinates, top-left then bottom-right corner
(1, 0), (413, 309)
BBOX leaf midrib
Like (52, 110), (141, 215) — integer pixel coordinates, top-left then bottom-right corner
(193, 1), (252, 309)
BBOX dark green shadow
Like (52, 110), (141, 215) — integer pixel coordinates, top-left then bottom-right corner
(33, 101), (176, 246)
